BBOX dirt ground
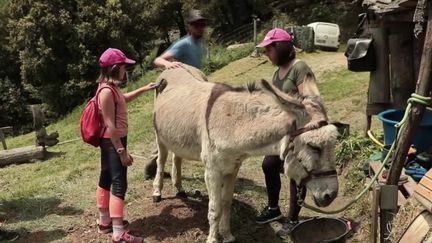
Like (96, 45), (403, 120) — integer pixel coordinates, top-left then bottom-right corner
(12, 51), (370, 243)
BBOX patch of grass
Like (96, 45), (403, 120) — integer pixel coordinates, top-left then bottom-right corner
(318, 69), (369, 102)
(203, 44), (255, 74)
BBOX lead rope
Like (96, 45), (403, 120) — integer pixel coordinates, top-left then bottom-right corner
(297, 94), (431, 214)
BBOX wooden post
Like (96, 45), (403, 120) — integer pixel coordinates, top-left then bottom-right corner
(389, 27), (415, 109)
(0, 130), (6, 150)
(384, 3), (432, 241)
(0, 126), (13, 150)
(387, 2), (432, 185)
(380, 185), (398, 242)
(366, 26), (391, 136)
(370, 186), (380, 243)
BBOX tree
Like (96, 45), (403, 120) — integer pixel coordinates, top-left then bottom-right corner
(7, 0), (156, 115)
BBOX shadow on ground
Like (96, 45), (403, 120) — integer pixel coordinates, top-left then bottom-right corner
(126, 193), (284, 243)
(12, 228), (67, 243)
(0, 196), (82, 222)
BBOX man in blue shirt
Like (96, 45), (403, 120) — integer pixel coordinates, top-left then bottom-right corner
(154, 9), (207, 70)
(145, 10), (207, 180)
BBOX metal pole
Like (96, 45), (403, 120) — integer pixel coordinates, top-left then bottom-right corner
(253, 18), (257, 46)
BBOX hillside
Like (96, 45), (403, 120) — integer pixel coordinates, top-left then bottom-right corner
(1, 51), (374, 242)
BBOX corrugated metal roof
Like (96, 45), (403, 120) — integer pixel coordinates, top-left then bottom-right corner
(363, 0), (419, 13)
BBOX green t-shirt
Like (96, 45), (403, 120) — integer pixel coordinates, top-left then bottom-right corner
(272, 60), (315, 94)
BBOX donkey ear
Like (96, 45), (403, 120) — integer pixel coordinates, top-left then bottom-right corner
(261, 79), (304, 110)
(329, 121), (350, 138)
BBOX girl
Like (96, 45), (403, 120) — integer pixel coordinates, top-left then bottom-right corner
(96, 48), (155, 243)
(254, 28), (321, 239)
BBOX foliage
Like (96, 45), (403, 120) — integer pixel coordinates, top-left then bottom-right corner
(336, 132), (377, 195)
(0, 0), (362, 130)
(336, 132), (376, 169)
(7, 0), (156, 116)
(0, 77), (31, 129)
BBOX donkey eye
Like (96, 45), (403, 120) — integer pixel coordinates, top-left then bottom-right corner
(307, 142), (322, 154)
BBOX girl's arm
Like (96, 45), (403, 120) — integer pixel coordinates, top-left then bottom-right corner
(123, 82), (156, 103)
(99, 89), (133, 166)
(298, 73), (320, 97)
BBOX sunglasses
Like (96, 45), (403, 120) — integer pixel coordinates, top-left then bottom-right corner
(191, 22), (206, 28)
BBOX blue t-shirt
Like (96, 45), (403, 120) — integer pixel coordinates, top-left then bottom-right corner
(166, 35), (205, 69)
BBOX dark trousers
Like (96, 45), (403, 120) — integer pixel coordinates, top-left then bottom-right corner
(262, 155), (307, 221)
(99, 137), (128, 200)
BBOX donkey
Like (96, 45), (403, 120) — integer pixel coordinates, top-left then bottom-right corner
(152, 65), (340, 243)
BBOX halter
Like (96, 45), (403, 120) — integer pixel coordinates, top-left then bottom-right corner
(287, 120), (338, 186)
(289, 120), (329, 141)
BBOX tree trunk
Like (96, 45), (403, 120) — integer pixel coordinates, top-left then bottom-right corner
(0, 146), (45, 166)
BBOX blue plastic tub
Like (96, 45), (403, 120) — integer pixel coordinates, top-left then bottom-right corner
(378, 109), (432, 153)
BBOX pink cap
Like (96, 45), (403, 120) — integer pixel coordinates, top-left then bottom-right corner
(256, 28), (293, 48)
(99, 48), (136, 67)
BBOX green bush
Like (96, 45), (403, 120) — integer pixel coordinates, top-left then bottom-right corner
(7, 0), (157, 116)
(203, 44), (255, 74)
(0, 77), (31, 130)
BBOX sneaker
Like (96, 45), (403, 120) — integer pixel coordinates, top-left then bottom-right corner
(98, 220), (130, 234)
(112, 231), (143, 243)
(276, 220), (299, 239)
(255, 207), (283, 224)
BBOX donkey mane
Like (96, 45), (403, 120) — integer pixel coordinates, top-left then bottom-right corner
(213, 81), (261, 93)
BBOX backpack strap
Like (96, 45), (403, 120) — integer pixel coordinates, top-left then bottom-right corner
(95, 84), (118, 105)
(95, 84), (119, 137)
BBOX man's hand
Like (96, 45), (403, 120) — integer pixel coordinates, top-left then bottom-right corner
(165, 61), (183, 69)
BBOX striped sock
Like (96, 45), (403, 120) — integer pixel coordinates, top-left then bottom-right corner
(98, 210), (111, 226)
(112, 224), (125, 239)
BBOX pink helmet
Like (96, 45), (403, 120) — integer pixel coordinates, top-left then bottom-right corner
(99, 48), (136, 67)
(256, 28), (293, 48)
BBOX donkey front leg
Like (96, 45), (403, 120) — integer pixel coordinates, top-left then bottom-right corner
(205, 168), (223, 243)
(152, 141), (168, 202)
(219, 168), (239, 243)
(172, 154), (186, 198)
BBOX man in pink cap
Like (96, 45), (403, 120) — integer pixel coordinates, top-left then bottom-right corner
(255, 28), (322, 239)
(91, 47), (156, 243)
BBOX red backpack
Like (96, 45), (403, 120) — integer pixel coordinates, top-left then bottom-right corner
(80, 85), (117, 147)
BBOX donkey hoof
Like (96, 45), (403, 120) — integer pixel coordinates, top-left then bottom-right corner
(176, 191), (188, 198)
(153, 195), (162, 202)
(222, 235), (236, 243)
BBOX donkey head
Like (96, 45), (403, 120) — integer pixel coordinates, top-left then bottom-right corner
(284, 124), (339, 207)
(261, 79), (339, 207)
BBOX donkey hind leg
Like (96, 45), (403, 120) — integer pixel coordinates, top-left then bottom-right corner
(219, 168), (240, 243)
(152, 141), (168, 202)
(172, 154), (186, 198)
(205, 167), (223, 243)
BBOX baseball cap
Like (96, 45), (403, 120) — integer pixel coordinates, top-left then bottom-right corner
(256, 28), (293, 48)
(99, 48), (136, 67)
(187, 9), (207, 23)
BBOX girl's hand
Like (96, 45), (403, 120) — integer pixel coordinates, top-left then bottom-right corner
(120, 151), (133, 166)
(144, 82), (157, 91)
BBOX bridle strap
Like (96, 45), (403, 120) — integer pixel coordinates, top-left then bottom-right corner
(300, 169), (338, 186)
(289, 120), (328, 139)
